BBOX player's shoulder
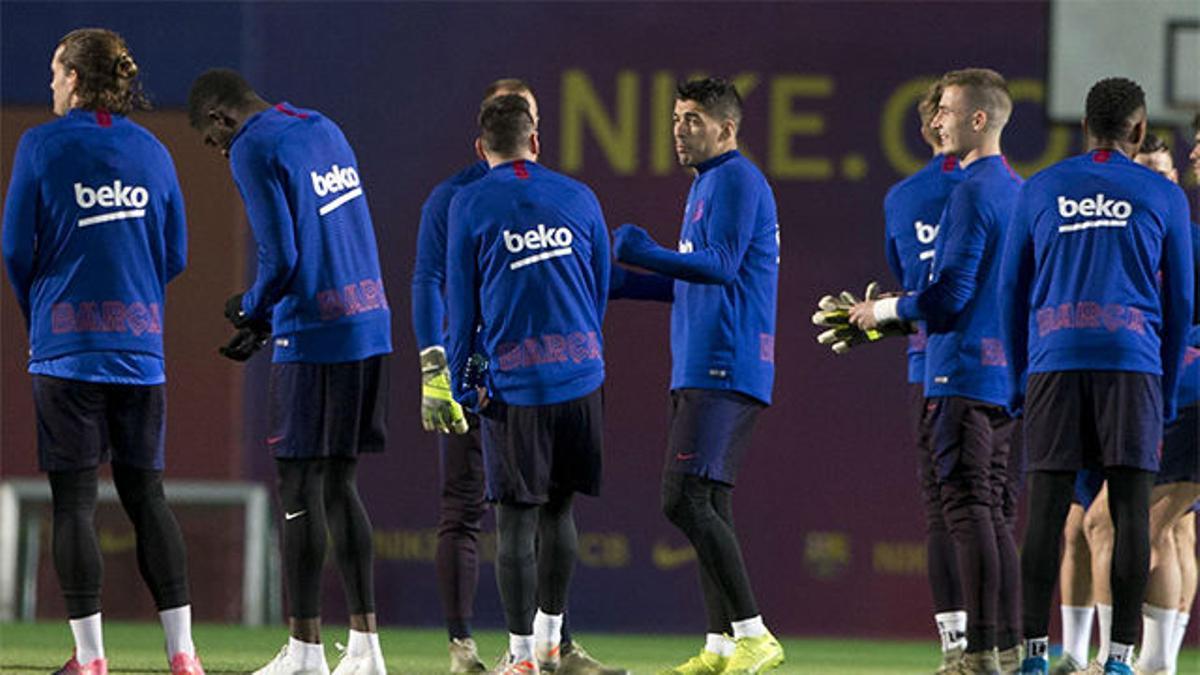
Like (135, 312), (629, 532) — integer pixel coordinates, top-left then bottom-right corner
(719, 151), (769, 183)
(425, 162), (487, 208)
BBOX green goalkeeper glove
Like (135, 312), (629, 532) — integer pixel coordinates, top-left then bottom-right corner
(420, 346), (469, 434)
(811, 281), (908, 354)
(817, 322), (911, 354)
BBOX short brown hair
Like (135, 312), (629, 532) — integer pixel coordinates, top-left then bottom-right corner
(479, 94), (535, 157)
(940, 68), (1011, 131)
(56, 28), (148, 115)
(482, 78), (534, 103)
(918, 81), (942, 146)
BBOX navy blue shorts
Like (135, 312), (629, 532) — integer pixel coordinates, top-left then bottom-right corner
(1024, 371), (1162, 473)
(665, 388), (765, 486)
(32, 375), (165, 472)
(925, 396), (1012, 495)
(479, 388), (603, 505)
(1072, 468), (1105, 509)
(1156, 402), (1199, 486)
(266, 355), (389, 459)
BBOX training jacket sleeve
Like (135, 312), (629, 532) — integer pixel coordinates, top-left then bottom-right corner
(231, 140), (299, 321)
(882, 196), (906, 287)
(445, 193), (479, 405)
(164, 159), (188, 284)
(411, 183), (451, 351)
(998, 186), (1035, 412)
(590, 195), (611, 323)
(618, 174), (755, 284)
(2, 133), (40, 324)
(1160, 190), (1196, 420)
(897, 184), (986, 322)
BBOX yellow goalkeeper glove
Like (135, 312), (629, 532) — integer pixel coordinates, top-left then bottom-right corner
(420, 346), (469, 434)
(812, 281), (909, 354)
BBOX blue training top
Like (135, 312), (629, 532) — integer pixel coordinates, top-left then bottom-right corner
(228, 103), (391, 363)
(896, 154), (1023, 406)
(884, 154), (965, 384)
(411, 161), (488, 351)
(999, 149), (1194, 418)
(446, 159), (609, 407)
(2, 109), (186, 385)
(615, 150), (779, 405)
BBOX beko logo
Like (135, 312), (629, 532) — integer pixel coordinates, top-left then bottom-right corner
(74, 180), (149, 227)
(1057, 194), (1132, 233)
(503, 224), (574, 270)
(310, 164), (364, 216)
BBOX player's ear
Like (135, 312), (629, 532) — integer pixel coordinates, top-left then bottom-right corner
(528, 131), (540, 160)
(1129, 116), (1147, 149)
(474, 137), (487, 162)
(972, 110), (987, 133)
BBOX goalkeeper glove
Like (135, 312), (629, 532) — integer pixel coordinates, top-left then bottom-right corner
(812, 281), (909, 354)
(420, 346), (469, 434)
(219, 326), (271, 361)
(224, 292), (272, 332)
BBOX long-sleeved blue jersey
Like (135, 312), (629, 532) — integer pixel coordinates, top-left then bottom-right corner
(999, 150), (1194, 418)
(446, 159), (609, 407)
(228, 103), (391, 363)
(884, 154), (965, 384)
(411, 161), (488, 351)
(615, 150), (779, 405)
(2, 109), (186, 384)
(896, 155), (1022, 406)
(1181, 225), (1200, 407)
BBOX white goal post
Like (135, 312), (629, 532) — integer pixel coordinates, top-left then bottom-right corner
(0, 479), (277, 625)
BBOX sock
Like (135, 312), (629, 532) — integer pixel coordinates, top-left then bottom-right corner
(935, 610), (968, 653)
(1167, 612), (1189, 673)
(159, 606), (195, 658)
(705, 633), (735, 657)
(1097, 603), (1113, 662)
(1061, 605), (1094, 665)
(1108, 641), (1134, 664)
(1025, 636), (1048, 661)
(1137, 604), (1177, 671)
(69, 613), (105, 664)
(509, 634), (535, 662)
(731, 616), (767, 639)
(347, 629), (379, 657)
(289, 636), (326, 669)
(533, 610), (563, 649)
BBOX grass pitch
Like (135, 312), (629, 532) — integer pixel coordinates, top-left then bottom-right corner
(1, 622), (1197, 674)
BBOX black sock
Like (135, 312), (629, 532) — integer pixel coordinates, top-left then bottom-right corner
(536, 492), (577, 616)
(496, 503), (538, 635)
(112, 462), (190, 610)
(277, 459), (329, 619)
(325, 458), (375, 615)
(1020, 470), (1074, 639)
(49, 469), (103, 618)
(662, 472), (757, 635)
(1105, 467), (1154, 646)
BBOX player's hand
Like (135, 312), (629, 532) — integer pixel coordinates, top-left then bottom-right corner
(219, 326), (271, 362)
(420, 346), (469, 434)
(849, 301), (879, 329)
(224, 292), (272, 333)
(612, 223), (654, 262)
(454, 353), (492, 413)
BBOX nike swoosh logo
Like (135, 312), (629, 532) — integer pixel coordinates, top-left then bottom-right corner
(284, 510), (307, 520)
(266, 435), (285, 445)
(675, 452), (696, 461)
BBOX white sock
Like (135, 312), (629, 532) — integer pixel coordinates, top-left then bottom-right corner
(288, 636), (326, 669)
(159, 606), (195, 658)
(935, 611), (968, 652)
(1097, 603), (1113, 662)
(69, 613), (105, 664)
(1061, 605), (1094, 665)
(1025, 636), (1049, 660)
(1167, 612), (1189, 674)
(1137, 603), (1178, 671)
(347, 629), (379, 657)
(509, 634), (535, 662)
(705, 633), (735, 657)
(533, 610), (563, 648)
(1108, 641), (1134, 664)
(730, 616), (767, 639)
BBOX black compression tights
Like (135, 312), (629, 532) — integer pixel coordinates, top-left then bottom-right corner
(113, 463), (190, 610)
(277, 458), (375, 619)
(661, 472), (758, 635)
(1022, 468), (1153, 644)
(496, 492), (578, 635)
(49, 469), (103, 618)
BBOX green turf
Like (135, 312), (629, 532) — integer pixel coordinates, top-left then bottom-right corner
(1, 622), (1197, 674)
